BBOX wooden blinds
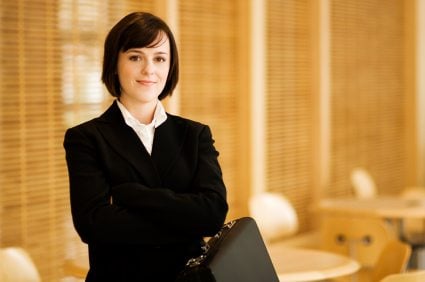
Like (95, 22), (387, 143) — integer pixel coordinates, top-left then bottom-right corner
(328, 0), (407, 196)
(0, 1), (153, 280)
(265, 0), (314, 232)
(178, 1), (244, 219)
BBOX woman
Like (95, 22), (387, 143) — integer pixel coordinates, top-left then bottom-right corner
(64, 12), (228, 281)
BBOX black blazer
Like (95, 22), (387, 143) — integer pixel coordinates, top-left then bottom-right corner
(64, 101), (228, 281)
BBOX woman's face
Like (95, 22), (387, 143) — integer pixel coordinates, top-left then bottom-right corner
(117, 34), (170, 106)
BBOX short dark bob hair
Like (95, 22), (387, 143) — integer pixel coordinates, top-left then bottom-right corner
(102, 12), (179, 100)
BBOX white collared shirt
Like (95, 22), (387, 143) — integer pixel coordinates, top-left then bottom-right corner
(117, 100), (167, 155)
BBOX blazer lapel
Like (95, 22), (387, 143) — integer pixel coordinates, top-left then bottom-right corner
(96, 101), (162, 187)
(151, 115), (187, 179)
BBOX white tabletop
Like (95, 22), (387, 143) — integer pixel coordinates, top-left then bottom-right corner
(267, 244), (360, 282)
(318, 196), (425, 219)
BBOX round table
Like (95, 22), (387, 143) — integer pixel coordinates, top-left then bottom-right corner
(318, 196), (425, 219)
(267, 245), (360, 282)
(65, 244), (361, 281)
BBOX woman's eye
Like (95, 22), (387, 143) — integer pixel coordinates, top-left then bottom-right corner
(129, 55), (141, 61)
(155, 57), (166, 63)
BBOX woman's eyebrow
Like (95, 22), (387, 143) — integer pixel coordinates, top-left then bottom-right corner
(126, 49), (143, 53)
(126, 49), (168, 55)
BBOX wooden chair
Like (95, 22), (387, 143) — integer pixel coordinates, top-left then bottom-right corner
(400, 187), (425, 243)
(249, 192), (299, 242)
(249, 192), (319, 248)
(368, 240), (411, 281)
(380, 270), (425, 282)
(320, 215), (397, 268)
(0, 247), (41, 282)
(399, 187), (425, 269)
(350, 167), (377, 199)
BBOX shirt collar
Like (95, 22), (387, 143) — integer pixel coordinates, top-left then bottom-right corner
(116, 99), (167, 129)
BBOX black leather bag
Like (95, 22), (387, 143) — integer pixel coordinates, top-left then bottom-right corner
(175, 217), (279, 282)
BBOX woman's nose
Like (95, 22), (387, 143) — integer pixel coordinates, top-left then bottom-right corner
(142, 60), (154, 74)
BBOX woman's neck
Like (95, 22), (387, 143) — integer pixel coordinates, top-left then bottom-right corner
(119, 98), (157, 125)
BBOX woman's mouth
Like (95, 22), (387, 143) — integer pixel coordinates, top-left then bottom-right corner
(137, 80), (156, 86)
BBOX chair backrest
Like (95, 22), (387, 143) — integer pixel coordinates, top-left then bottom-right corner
(0, 247), (41, 282)
(351, 167), (377, 198)
(320, 215), (397, 267)
(400, 187), (425, 240)
(249, 192), (298, 242)
(371, 240), (411, 282)
(380, 270), (425, 282)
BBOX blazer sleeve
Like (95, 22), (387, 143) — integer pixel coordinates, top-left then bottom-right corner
(111, 125), (229, 237)
(64, 126), (194, 245)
